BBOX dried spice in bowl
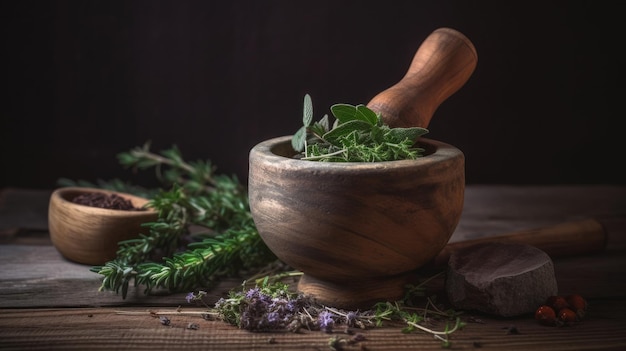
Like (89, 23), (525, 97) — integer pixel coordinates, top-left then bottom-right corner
(72, 192), (146, 211)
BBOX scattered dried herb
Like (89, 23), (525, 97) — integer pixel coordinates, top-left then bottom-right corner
(72, 192), (145, 211)
(186, 273), (465, 348)
(159, 316), (171, 326)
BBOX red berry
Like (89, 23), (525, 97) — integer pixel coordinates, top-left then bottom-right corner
(566, 294), (588, 320)
(558, 308), (577, 325)
(535, 305), (557, 326)
(546, 295), (570, 311)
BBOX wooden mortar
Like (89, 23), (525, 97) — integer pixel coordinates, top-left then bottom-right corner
(249, 28), (478, 309)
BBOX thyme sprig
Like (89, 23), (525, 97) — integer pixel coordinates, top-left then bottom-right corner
(74, 142), (277, 298)
(292, 94), (429, 162)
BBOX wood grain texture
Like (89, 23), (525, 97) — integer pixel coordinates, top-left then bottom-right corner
(249, 136), (465, 308)
(0, 244), (238, 309)
(48, 187), (158, 265)
(1, 302), (625, 351)
(434, 218), (607, 267)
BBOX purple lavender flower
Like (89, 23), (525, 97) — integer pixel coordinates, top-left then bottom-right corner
(258, 292), (273, 305)
(269, 297), (288, 313)
(263, 311), (282, 329)
(345, 311), (359, 327)
(186, 292), (195, 303)
(285, 299), (299, 313)
(318, 310), (335, 333)
(214, 297), (226, 309)
(240, 310), (253, 330)
(245, 287), (260, 300)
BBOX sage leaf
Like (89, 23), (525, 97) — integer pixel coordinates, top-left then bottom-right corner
(385, 127), (429, 144)
(356, 104), (379, 125)
(330, 103), (358, 123)
(292, 126), (307, 152)
(310, 123), (327, 139)
(323, 119), (372, 144)
(318, 114), (330, 131)
(303, 94), (313, 126)
(331, 103), (379, 126)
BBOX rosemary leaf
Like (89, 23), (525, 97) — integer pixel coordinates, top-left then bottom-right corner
(81, 143), (276, 299)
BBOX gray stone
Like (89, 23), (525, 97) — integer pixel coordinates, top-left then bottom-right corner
(445, 242), (558, 317)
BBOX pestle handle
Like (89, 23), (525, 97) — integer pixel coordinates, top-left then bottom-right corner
(367, 27), (478, 128)
(432, 218), (608, 267)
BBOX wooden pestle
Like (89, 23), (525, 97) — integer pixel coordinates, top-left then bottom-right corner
(367, 27), (478, 128)
(432, 218), (608, 267)
(366, 29), (607, 266)
(367, 28), (607, 265)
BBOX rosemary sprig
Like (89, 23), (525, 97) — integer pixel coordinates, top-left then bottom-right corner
(80, 142), (277, 298)
(133, 220), (273, 295)
(117, 142), (218, 193)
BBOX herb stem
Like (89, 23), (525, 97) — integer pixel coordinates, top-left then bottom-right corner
(301, 148), (347, 160)
(129, 148), (197, 176)
(115, 310), (217, 317)
(405, 316), (463, 336)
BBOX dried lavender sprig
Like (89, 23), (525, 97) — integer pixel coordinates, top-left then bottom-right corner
(189, 272), (464, 348)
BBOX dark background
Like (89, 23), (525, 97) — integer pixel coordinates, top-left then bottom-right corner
(2, 1), (623, 190)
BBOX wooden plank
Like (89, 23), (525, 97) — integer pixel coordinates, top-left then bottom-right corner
(451, 185), (626, 243)
(0, 244), (241, 308)
(1, 302), (625, 351)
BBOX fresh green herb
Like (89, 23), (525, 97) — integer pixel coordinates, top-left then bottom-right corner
(292, 94), (429, 162)
(65, 142), (277, 298)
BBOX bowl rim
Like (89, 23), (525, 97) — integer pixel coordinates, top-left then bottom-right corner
(249, 135), (464, 172)
(50, 186), (156, 216)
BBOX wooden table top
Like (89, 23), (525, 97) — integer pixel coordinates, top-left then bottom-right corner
(1, 185), (626, 350)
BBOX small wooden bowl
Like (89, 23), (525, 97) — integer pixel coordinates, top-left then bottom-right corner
(48, 187), (158, 265)
(248, 136), (465, 309)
